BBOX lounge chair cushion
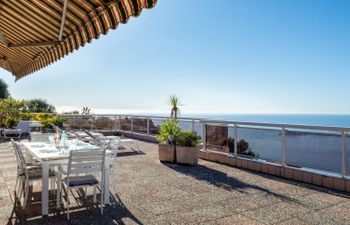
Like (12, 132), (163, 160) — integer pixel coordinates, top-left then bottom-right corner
(3, 129), (22, 134)
(66, 175), (99, 187)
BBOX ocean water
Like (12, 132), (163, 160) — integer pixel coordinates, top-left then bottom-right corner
(184, 114), (350, 127)
(172, 114), (350, 175)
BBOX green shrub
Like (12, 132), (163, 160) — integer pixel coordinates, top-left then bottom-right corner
(156, 119), (181, 144)
(26, 98), (55, 113)
(0, 99), (26, 128)
(32, 113), (65, 128)
(177, 130), (201, 147)
(0, 98), (64, 128)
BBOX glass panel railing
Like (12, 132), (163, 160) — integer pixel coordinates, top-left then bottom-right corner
(205, 124), (229, 153)
(345, 133), (350, 177)
(178, 120), (193, 131)
(194, 121), (204, 140)
(93, 116), (114, 130)
(120, 116), (131, 131)
(149, 118), (162, 135)
(285, 129), (342, 173)
(235, 126), (281, 162)
(64, 117), (91, 130)
(59, 114), (350, 177)
(109, 116), (120, 130)
(133, 117), (147, 134)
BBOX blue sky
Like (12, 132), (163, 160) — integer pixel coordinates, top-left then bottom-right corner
(1, 0), (350, 115)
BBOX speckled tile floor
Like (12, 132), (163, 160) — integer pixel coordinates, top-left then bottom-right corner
(0, 140), (349, 225)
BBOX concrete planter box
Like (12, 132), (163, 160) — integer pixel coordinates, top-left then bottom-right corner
(158, 143), (175, 163)
(176, 146), (199, 165)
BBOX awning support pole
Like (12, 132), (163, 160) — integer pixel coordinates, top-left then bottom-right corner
(58, 0), (69, 41)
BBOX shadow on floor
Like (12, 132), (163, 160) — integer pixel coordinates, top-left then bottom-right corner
(117, 150), (145, 157)
(117, 145), (145, 157)
(8, 189), (144, 225)
(165, 163), (301, 204)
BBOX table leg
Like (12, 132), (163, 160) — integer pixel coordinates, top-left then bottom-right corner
(42, 161), (49, 216)
(104, 159), (111, 205)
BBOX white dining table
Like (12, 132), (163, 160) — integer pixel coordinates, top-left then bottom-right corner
(22, 140), (113, 216)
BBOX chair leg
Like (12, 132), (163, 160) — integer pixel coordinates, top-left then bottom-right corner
(17, 177), (24, 202)
(23, 179), (29, 209)
(100, 185), (103, 215)
(111, 168), (116, 194)
(14, 175), (19, 195)
(93, 186), (97, 203)
(15, 175), (22, 198)
(56, 169), (63, 209)
(56, 181), (61, 209)
(84, 187), (87, 199)
(66, 188), (70, 220)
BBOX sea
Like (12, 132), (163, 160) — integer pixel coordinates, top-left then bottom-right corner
(184, 114), (350, 127)
(171, 114), (350, 175)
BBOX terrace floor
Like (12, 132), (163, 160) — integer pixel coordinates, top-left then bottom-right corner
(0, 140), (350, 225)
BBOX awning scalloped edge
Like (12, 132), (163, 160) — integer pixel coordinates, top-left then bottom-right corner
(14, 0), (158, 81)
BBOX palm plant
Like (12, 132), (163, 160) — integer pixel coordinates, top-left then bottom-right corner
(156, 119), (180, 145)
(82, 107), (91, 115)
(169, 95), (181, 119)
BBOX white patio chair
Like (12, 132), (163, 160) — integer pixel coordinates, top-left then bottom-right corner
(11, 139), (55, 209)
(107, 140), (119, 194)
(84, 130), (121, 147)
(99, 139), (120, 192)
(71, 131), (93, 142)
(56, 148), (106, 220)
(87, 137), (120, 194)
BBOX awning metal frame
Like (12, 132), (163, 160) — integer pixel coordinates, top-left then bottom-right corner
(0, 32), (9, 47)
(0, 0), (158, 79)
(58, 0), (69, 41)
(8, 41), (58, 49)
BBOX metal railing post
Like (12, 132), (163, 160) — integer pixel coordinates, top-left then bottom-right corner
(282, 127), (286, 166)
(341, 131), (347, 177)
(234, 124), (238, 157)
(118, 115), (121, 130)
(191, 120), (195, 132)
(130, 116), (134, 132)
(147, 117), (150, 135)
(90, 116), (93, 130)
(203, 122), (207, 150)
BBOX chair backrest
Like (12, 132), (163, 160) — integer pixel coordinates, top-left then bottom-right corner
(91, 138), (110, 149)
(11, 139), (26, 174)
(109, 138), (121, 150)
(16, 121), (42, 133)
(67, 149), (106, 178)
(30, 132), (53, 142)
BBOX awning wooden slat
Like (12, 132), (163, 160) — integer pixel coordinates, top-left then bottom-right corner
(0, 0), (158, 80)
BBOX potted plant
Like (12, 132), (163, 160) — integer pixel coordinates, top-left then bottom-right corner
(156, 119), (180, 163)
(176, 130), (201, 165)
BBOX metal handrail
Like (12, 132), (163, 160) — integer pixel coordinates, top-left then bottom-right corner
(59, 113), (350, 132)
(59, 113), (349, 178)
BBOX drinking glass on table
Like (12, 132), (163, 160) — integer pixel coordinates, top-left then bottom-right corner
(48, 135), (54, 146)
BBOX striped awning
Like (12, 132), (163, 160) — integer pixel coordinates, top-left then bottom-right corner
(0, 0), (157, 80)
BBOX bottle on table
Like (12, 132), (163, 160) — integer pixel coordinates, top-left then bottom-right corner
(55, 130), (60, 148)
